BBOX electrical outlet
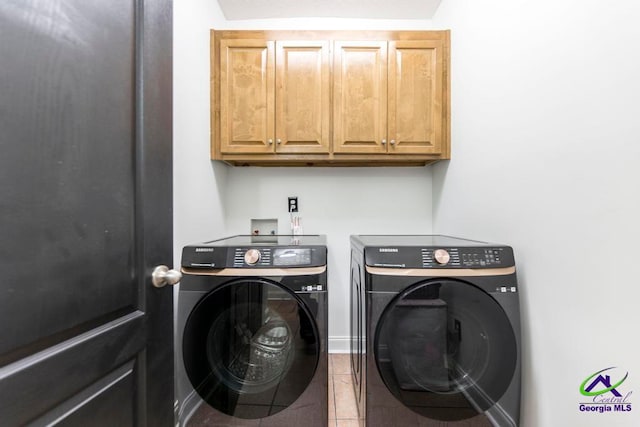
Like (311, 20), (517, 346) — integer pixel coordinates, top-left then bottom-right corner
(288, 197), (298, 212)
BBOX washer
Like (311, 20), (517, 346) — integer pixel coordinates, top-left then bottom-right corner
(350, 235), (521, 426)
(177, 235), (328, 426)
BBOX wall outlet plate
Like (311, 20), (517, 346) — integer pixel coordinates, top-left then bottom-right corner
(288, 196), (298, 212)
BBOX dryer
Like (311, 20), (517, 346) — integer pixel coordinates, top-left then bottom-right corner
(177, 235), (328, 426)
(350, 235), (521, 426)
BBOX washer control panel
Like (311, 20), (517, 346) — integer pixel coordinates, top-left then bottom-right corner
(234, 248), (272, 267)
(182, 235), (327, 269)
(231, 247), (320, 267)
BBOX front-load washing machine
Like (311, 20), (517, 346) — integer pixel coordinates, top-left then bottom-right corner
(350, 235), (521, 426)
(177, 235), (328, 426)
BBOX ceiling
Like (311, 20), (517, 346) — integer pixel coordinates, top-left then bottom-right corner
(216, 0), (443, 20)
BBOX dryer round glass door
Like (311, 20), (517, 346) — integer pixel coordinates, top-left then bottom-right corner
(182, 278), (319, 419)
(374, 279), (517, 422)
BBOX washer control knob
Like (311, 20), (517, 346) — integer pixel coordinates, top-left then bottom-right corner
(434, 249), (451, 265)
(244, 249), (261, 265)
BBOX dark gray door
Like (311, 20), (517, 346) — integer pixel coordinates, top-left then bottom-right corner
(0, 1), (174, 425)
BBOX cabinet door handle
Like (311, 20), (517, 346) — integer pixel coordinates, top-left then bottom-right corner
(381, 139), (387, 145)
(390, 139), (396, 145)
(276, 138), (282, 144)
(267, 139), (273, 145)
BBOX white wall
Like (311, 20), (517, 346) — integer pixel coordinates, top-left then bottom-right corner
(432, 1), (640, 426)
(173, 0), (228, 266)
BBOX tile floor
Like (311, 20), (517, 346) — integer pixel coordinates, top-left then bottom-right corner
(329, 353), (361, 427)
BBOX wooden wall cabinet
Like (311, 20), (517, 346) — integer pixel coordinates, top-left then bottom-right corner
(219, 39), (330, 155)
(212, 30), (450, 166)
(333, 41), (388, 154)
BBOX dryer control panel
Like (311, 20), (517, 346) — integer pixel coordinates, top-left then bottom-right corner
(365, 246), (514, 269)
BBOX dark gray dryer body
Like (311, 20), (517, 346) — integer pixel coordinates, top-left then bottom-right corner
(350, 235), (521, 426)
(177, 235), (328, 426)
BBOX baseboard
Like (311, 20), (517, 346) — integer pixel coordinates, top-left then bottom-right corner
(328, 336), (350, 353)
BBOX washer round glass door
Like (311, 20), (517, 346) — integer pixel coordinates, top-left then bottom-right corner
(183, 278), (319, 419)
(375, 279), (517, 422)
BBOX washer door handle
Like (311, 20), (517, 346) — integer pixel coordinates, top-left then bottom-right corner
(152, 265), (182, 287)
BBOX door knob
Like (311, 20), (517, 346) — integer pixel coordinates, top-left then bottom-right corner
(152, 265), (182, 288)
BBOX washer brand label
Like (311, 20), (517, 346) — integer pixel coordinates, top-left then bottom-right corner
(378, 248), (398, 253)
(578, 367), (633, 414)
(195, 247), (214, 252)
(301, 285), (323, 292)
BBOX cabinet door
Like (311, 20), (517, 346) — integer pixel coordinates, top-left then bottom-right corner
(388, 40), (444, 154)
(275, 41), (330, 153)
(333, 41), (387, 154)
(220, 39), (275, 153)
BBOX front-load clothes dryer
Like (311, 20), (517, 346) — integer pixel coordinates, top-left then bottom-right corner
(177, 235), (328, 426)
(350, 235), (521, 427)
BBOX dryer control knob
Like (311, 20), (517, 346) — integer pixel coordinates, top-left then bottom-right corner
(244, 249), (261, 265)
(434, 249), (451, 265)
